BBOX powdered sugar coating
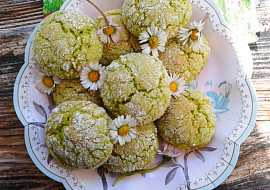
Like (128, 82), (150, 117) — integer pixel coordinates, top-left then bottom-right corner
(45, 101), (113, 169)
(159, 36), (210, 82)
(33, 11), (103, 79)
(105, 122), (158, 173)
(100, 53), (171, 125)
(156, 88), (216, 150)
(53, 79), (103, 106)
(122, 0), (192, 38)
(94, 9), (141, 66)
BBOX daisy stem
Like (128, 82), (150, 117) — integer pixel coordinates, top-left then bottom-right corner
(85, 0), (109, 25)
(202, 13), (210, 23)
(112, 160), (166, 187)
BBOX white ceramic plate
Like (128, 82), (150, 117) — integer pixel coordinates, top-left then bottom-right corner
(14, 0), (258, 189)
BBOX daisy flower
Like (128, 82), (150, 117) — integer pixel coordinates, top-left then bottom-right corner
(139, 26), (167, 58)
(178, 20), (205, 51)
(85, 0), (122, 44)
(97, 22), (122, 44)
(109, 115), (137, 146)
(80, 62), (105, 91)
(158, 141), (183, 158)
(168, 73), (188, 98)
(35, 70), (60, 95)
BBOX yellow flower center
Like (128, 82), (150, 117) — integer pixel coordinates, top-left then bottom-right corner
(190, 30), (199, 40)
(88, 71), (100, 82)
(118, 125), (130, 136)
(104, 26), (115, 36)
(149, 36), (159, 49)
(170, 82), (178, 92)
(43, 76), (54, 87)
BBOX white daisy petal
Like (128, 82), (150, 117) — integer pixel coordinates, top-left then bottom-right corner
(120, 115), (125, 122)
(162, 141), (183, 158)
(152, 48), (159, 58)
(35, 69), (59, 95)
(141, 43), (149, 49)
(142, 46), (151, 55)
(126, 137), (132, 144)
(97, 22), (122, 44)
(139, 26), (168, 58)
(159, 36), (167, 45)
(155, 29), (163, 37)
(118, 136), (124, 146)
(126, 115), (131, 120)
(129, 130), (136, 138)
(111, 31), (121, 43)
(157, 45), (165, 52)
(89, 83), (98, 91)
(139, 31), (150, 41)
(177, 19), (205, 51)
(109, 123), (118, 130)
(123, 135), (130, 143)
(81, 82), (91, 89)
(80, 62), (105, 91)
(182, 38), (189, 45)
(109, 115), (137, 146)
(52, 77), (61, 85)
(168, 73), (188, 98)
(110, 130), (118, 139)
(128, 133), (136, 139)
(97, 27), (109, 44)
(114, 120), (121, 129)
(139, 38), (149, 43)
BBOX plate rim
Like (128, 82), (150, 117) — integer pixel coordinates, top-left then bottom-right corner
(13, 0), (258, 189)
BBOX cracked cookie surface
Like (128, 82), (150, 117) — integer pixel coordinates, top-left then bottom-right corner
(104, 122), (158, 173)
(122, 0), (192, 38)
(45, 101), (113, 169)
(100, 53), (171, 125)
(156, 88), (216, 150)
(94, 9), (141, 66)
(159, 37), (210, 83)
(33, 11), (103, 79)
(53, 79), (102, 106)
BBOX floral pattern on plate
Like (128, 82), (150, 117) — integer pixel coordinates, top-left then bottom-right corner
(14, 0), (258, 189)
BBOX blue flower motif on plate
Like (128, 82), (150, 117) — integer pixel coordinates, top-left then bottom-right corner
(206, 81), (232, 119)
(188, 78), (198, 89)
(206, 91), (230, 114)
(205, 79), (213, 86)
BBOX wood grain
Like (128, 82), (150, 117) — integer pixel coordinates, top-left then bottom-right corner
(0, 0), (269, 189)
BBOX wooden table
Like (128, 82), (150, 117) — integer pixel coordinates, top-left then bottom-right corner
(0, 0), (269, 189)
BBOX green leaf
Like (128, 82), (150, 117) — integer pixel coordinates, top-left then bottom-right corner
(242, 0), (251, 9)
(43, 0), (64, 15)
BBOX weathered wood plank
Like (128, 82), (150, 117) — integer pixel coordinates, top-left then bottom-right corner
(254, 0), (270, 32)
(250, 32), (270, 79)
(217, 120), (270, 189)
(0, 0), (43, 34)
(0, 34), (31, 56)
(0, 0), (269, 189)
(251, 79), (270, 90)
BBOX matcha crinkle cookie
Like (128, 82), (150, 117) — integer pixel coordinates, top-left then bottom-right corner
(159, 37), (210, 83)
(122, 0), (192, 38)
(105, 122), (159, 173)
(156, 88), (216, 150)
(33, 11), (103, 79)
(45, 101), (113, 169)
(53, 79), (102, 106)
(100, 53), (171, 125)
(94, 9), (141, 66)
